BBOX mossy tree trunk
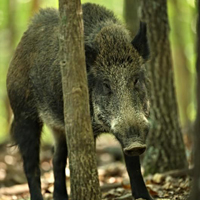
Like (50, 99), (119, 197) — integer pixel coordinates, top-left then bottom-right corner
(58, 0), (101, 199)
(189, 0), (200, 198)
(141, 0), (188, 175)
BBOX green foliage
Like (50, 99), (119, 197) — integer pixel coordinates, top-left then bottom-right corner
(0, 0), (196, 143)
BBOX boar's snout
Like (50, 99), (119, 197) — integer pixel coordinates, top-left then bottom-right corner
(111, 116), (150, 156)
(123, 142), (146, 156)
(122, 125), (149, 156)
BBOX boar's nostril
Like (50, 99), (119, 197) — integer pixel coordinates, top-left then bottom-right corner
(123, 142), (146, 156)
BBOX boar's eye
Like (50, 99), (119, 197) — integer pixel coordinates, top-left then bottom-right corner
(134, 78), (140, 88)
(102, 82), (112, 95)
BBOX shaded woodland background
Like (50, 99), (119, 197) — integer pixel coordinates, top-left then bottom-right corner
(0, 0), (196, 146)
(0, 0), (198, 199)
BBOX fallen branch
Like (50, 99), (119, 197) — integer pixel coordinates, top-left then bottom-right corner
(101, 179), (130, 191)
(161, 168), (194, 178)
(100, 182), (122, 191)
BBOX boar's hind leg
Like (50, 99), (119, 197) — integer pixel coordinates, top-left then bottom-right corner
(124, 155), (153, 200)
(11, 116), (43, 200)
(52, 128), (68, 200)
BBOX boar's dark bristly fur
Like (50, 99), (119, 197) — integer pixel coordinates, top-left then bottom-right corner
(7, 3), (153, 200)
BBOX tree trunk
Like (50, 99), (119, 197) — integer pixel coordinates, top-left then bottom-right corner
(58, 1), (101, 200)
(123, 0), (140, 36)
(189, 0), (200, 198)
(5, 0), (16, 128)
(141, 0), (188, 175)
(169, 0), (193, 152)
(170, 0), (192, 128)
(30, 0), (40, 16)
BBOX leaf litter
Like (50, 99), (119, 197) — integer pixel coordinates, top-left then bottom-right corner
(0, 136), (191, 200)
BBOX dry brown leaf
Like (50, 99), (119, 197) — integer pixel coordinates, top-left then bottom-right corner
(115, 193), (132, 200)
(136, 198), (147, 200)
(163, 181), (172, 190)
(146, 184), (159, 197)
(0, 183), (29, 195)
(121, 179), (131, 190)
(152, 173), (164, 184)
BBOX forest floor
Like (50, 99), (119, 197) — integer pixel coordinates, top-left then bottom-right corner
(0, 135), (191, 200)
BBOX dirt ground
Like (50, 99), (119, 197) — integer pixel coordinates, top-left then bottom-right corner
(0, 135), (191, 200)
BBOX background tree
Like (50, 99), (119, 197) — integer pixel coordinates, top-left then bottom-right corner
(30, 0), (40, 16)
(170, 0), (192, 128)
(141, 0), (188, 175)
(4, 0), (16, 131)
(189, 0), (200, 198)
(0, 0), (196, 147)
(123, 0), (140, 36)
(170, 0), (194, 153)
(58, 0), (101, 199)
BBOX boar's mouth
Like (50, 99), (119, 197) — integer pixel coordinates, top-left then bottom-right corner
(123, 142), (146, 156)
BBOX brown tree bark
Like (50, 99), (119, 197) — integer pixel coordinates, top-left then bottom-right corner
(123, 0), (140, 36)
(189, 0), (200, 198)
(30, 0), (40, 16)
(141, 0), (188, 175)
(58, 1), (101, 200)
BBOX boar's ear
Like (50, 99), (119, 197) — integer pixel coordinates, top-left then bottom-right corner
(85, 44), (98, 70)
(131, 22), (150, 60)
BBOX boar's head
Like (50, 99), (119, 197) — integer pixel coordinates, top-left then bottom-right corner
(86, 22), (150, 156)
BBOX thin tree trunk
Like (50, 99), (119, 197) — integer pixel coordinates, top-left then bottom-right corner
(123, 0), (140, 36)
(141, 0), (188, 175)
(189, 0), (200, 198)
(58, 0), (101, 200)
(170, 0), (193, 152)
(5, 0), (16, 128)
(171, 0), (192, 128)
(30, 0), (40, 16)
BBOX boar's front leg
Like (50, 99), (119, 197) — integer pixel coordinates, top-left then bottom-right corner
(52, 128), (68, 200)
(124, 155), (153, 200)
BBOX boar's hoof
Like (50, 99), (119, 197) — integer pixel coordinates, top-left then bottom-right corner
(124, 142), (146, 156)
